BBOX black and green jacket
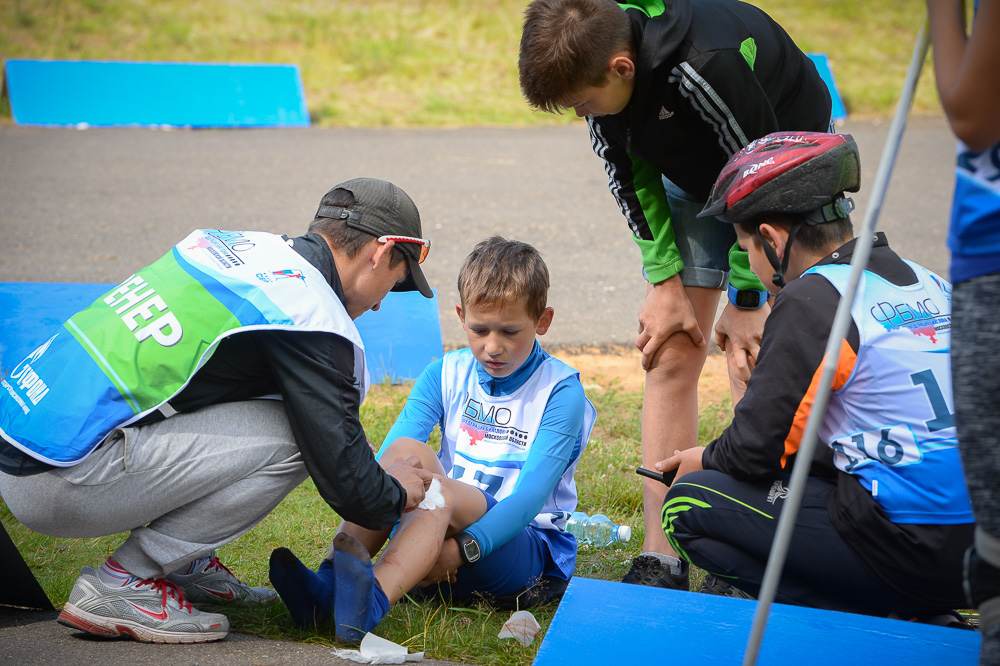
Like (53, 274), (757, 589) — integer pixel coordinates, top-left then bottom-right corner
(590, 0), (832, 287)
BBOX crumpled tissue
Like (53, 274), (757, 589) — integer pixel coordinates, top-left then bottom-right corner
(331, 632), (423, 664)
(497, 610), (541, 647)
(417, 478), (445, 510)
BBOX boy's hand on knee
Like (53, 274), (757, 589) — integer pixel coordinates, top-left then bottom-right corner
(386, 456), (434, 511)
(637, 276), (706, 371)
(714, 301), (769, 387)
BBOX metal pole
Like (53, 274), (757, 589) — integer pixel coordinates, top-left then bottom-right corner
(741, 19), (931, 666)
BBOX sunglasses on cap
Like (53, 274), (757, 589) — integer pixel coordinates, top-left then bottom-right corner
(378, 235), (430, 264)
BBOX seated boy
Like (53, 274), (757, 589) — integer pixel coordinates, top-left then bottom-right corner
(267, 236), (596, 642)
(656, 132), (975, 620)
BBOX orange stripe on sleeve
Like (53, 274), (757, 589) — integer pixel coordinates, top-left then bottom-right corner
(781, 338), (857, 468)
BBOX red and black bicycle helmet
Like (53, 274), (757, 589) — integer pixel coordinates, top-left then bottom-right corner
(699, 132), (860, 226)
(700, 131), (861, 287)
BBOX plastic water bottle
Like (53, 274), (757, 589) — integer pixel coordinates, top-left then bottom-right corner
(565, 511), (631, 546)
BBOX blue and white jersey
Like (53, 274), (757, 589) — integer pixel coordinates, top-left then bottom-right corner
(0, 230), (365, 467)
(438, 349), (596, 531)
(950, 139), (1000, 282)
(804, 261), (973, 524)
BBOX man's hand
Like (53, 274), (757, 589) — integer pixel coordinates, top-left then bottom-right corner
(419, 538), (462, 587)
(636, 275), (706, 371)
(655, 446), (705, 483)
(385, 455), (434, 511)
(714, 300), (770, 405)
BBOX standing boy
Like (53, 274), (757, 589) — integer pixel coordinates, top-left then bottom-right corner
(926, 0), (1000, 660)
(657, 132), (974, 619)
(0, 178), (434, 643)
(268, 236), (596, 642)
(518, 0), (832, 587)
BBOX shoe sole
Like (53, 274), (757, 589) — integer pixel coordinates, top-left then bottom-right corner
(57, 603), (228, 644)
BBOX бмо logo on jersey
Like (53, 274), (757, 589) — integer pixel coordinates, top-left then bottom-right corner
(461, 398), (529, 448)
(870, 297), (949, 343)
(2, 334), (58, 414)
(188, 230), (256, 269)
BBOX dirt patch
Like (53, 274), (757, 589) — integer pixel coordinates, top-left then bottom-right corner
(549, 344), (731, 405)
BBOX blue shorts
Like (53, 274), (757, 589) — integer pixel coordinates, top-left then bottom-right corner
(659, 177), (734, 290)
(417, 491), (553, 601)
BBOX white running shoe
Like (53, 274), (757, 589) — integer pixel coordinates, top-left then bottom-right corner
(167, 554), (278, 605)
(57, 566), (229, 644)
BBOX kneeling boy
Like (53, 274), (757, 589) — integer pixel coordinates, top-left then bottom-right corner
(268, 236), (596, 641)
(657, 132), (974, 620)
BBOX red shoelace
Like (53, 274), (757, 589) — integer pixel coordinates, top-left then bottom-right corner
(136, 577), (194, 613)
(203, 556), (245, 583)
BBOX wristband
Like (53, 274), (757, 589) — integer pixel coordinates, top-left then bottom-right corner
(454, 532), (481, 568)
(728, 284), (768, 310)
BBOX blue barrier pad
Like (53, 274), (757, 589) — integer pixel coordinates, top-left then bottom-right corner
(356, 289), (444, 385)
(808, 53), (847, 122)
(0, 283), (441, 385)
(4, 59), (309, 128)
(534, 577), (980, 665)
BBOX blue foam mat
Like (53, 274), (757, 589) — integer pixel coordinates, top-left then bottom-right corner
(5, 59), (310, 128)
(0, 283), (442, 385)
(534, 577), (979, 665)
(807, 53), (847, 122)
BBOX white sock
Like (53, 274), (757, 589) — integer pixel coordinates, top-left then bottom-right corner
(640, 551), (684, 575)
(175, 552), (215, 576)
(96, 558), (138, 588)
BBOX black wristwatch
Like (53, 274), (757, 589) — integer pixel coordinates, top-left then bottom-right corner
(454, 532), (481, 568)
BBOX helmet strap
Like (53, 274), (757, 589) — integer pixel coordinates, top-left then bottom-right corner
(757, 221), (806, 289)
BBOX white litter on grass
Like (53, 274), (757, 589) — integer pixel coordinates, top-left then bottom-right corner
(417, 478), (445, 510)
(331, 632), (423, 663)
(498, 610), (541, 647)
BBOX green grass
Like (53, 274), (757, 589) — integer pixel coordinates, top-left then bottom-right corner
(0, 0), (945, 126)
(0, 378), (732, 666)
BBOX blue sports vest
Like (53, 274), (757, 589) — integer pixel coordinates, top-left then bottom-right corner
(438, 349), (597, 531)
(804, 261), (973, 524)
(0, 230), (367, 467)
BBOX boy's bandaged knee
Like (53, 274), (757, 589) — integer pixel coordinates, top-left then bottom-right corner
(418, 478), (445, 510)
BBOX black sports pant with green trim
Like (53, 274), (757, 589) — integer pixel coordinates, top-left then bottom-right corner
(662, 470), (919, 616)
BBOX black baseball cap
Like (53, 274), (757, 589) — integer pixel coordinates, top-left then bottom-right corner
(316, 178), (433, 298)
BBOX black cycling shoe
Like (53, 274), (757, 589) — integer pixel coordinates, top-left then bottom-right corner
(621, 555), (689, 590)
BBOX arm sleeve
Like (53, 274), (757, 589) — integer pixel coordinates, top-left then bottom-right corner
(263, 331), (406, 530)
(727, 243), (767, 292)
(463, 378), (587, 558)
(701, 278), (851, 478)
(587, 116), (684, 283)
(677, 48), (780, 157)
(377, 358), (445, 456)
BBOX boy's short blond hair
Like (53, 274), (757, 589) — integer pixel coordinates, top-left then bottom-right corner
(519, 0), (633, 113)
(458, 236), (550, 321)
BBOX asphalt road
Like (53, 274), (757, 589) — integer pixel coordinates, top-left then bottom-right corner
(0, 116), (956, 350)
(0, 607), (462, 665)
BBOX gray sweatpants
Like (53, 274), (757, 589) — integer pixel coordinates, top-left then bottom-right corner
(0, 400), (308, 579)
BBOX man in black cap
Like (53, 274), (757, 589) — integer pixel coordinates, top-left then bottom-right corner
(0, 178), (436, 644)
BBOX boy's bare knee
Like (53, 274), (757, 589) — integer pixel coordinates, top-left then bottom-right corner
(380, 437), (436, 467)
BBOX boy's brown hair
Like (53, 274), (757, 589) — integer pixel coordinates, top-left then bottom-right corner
(458, 236), (550, 321)
(737, 214), (854, 255)
(519, 0), (632, 113)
